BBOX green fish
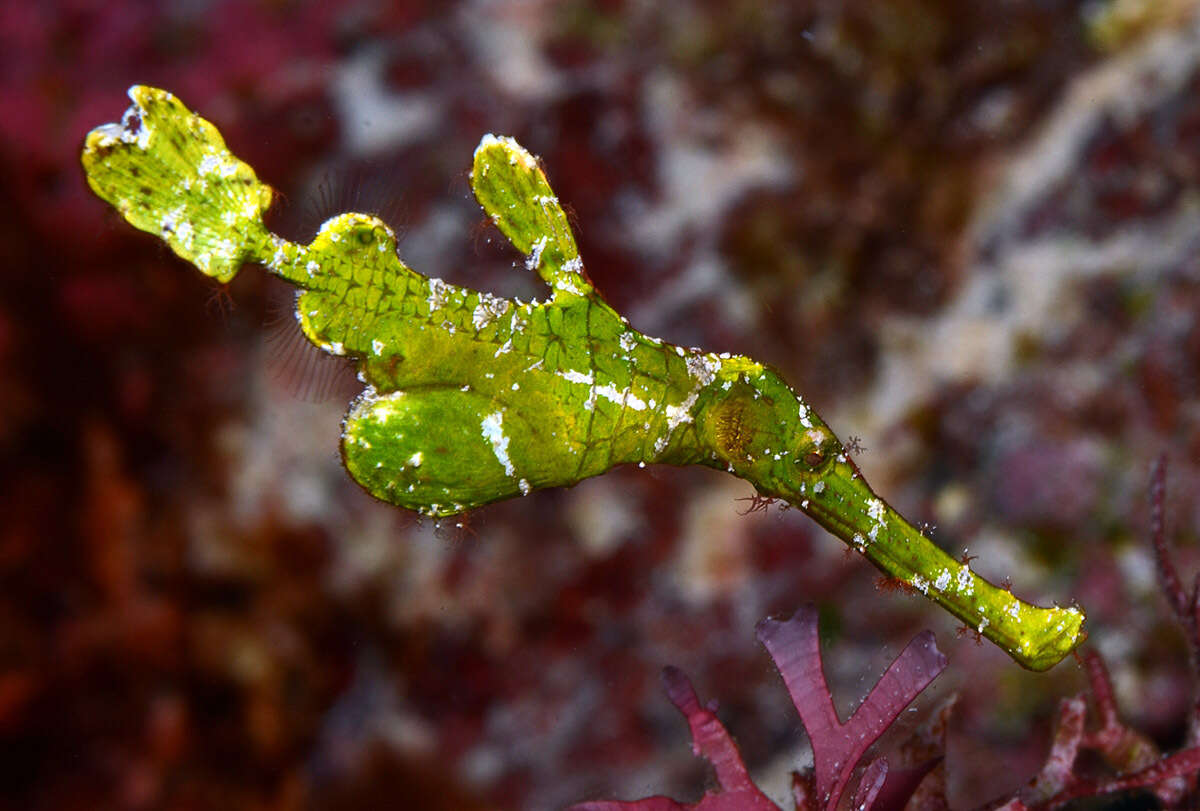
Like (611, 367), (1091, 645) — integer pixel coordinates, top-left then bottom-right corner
(81, 86), (1085, 670)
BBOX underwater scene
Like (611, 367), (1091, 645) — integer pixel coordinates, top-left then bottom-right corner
(5, 1), (1200, 808)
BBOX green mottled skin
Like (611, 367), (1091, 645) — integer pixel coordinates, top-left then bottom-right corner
(81, 86), (1086, 670)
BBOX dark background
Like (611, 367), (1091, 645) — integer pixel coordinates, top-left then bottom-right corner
(2, 1), (1200, 808)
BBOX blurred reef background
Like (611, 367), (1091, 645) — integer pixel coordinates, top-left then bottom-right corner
(4, 1), (1200, 808)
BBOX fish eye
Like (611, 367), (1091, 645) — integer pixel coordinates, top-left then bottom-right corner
(804, 450), (825, 467)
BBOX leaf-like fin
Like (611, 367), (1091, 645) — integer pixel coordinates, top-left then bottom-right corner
(81, 85), (273, 283)
(470, 134), (591, 298)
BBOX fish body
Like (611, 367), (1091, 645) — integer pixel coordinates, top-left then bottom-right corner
(82, 86), (1085, 670)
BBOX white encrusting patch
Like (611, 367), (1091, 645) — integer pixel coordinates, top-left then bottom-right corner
(665, 390), (699, 432)
(559, 369), (593, 385)
(867, 498), (886, 523)
(474, 133), (503, 159)
(956, 565), (975, 595)
(114, 95), (153, 148)
(553, 275), (587, 296)
(175, 220), (194, 248)
(161, 206), (183, 230)
(427, 277), (448, 311)
(685, 353), (720, 386)
(160, 204), (192, 246)
(362, 388), (398, 423)
(650, 350), (727, 456)
(215, 238), (237, 262)
(865, 497), (889, 540)
(475, 133), (538, 171)
(472, 293), (510, 330)
(594, 384), (648, 411)
(480, 411), (515, 476)
(526, 236), (548, 271)
(197, 153), (221, 176)
(934, 570), (951, 592)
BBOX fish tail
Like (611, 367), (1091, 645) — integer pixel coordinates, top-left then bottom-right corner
(81, 85), (274, 283)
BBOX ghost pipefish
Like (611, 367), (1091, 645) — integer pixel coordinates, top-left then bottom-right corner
(81, 86), (1085, 670)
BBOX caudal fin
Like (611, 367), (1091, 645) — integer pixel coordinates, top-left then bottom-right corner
(81, 85), (274, 283)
